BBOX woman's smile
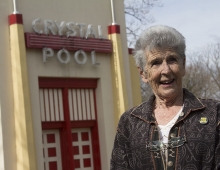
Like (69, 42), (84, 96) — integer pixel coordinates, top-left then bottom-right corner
(159, 79), (175, 85)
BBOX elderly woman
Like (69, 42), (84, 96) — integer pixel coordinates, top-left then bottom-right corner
(110, 25), (220, 170)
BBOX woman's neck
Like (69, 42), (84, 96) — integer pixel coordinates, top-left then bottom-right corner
(154, 92), (184, 109)
(154, 92), (184, 125)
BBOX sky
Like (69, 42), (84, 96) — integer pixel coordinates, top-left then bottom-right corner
(147, 0), (220, 54)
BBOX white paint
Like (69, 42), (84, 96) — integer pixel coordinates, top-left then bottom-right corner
(58, 89), (64, 121)
(91, 51), (100, 65)
(85, 25), (96, 39)
(44, 20), (57, 35)
(40, 89), (65, 122)
(66, 22), (77, 37)
(77, 89), (82, 120)
(32, 19), (105, 38)
(43, 47), (54, 62)
(74, 50), (87, 65)
(68, 89), (74, 121)
(68, 89), (96, 121)
(73, 90), (78, 121)
(54, 89), (59, 121)
(49, 89), (55, 121)
(32, 18), (43, 34)
(39, 89), (45, 121)
(42, 48), (100, 65)
(57, 48), (71, 64)
(54, 20), (66, 36)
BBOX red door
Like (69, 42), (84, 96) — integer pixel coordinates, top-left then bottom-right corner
(39, 78), (101, 170)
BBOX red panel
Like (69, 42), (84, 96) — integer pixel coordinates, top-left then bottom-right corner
(74, 159), (80, 168)
(82, 145), (90, 154)
(63, 87), (75, 169)
(128, 48), (133, 55)
(72, 133), (78, 142)
(71, 120), (96, 128)
(48, 147), (57, 157)
(83, 158), (91, 167)
(49, 161), (57, 170)
(47, 134), (55, 143)
(42, 122), (64, 129)
(39, 77), (98, 89)
(81, 132), (89, 141)
(9, 14), (23, 25)
(73, 146), (79, 155)
(108, 25), (120, 34)
(91, 122), (102, 170)
(25, 33), (112, 53)
(60, 128), (68, 170)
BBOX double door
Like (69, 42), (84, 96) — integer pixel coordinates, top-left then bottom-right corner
(39, 78), (101, 170)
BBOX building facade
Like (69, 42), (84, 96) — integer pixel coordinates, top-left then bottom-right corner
(0, 0), (141, 169)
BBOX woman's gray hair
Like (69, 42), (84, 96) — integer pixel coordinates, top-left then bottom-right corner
(133, 25), (186, 70)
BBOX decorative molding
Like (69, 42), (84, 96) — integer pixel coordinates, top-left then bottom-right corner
(42, 122), (64, 129)
(108, 25), (120, 34)
(39, 77), (98, 89)
(9, 14), (23, 25)
(25, 33), (112, 53)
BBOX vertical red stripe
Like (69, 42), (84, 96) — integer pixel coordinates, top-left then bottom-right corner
(48, 89), (51, 121)
(92, 89), (101, 169)
(76, 90), (79, 120)
(93, 89), (98, 120)
(62, 88), (74, 169)
(80, 89), (84, 120)
(88, 90), (93, 120)
(70, 89), (74, 121)
(83, 89), (87, 120)
(92, 125), (101, 169)
(52, 89), (56, 121)
(84, 89), (88, 120)
(59, 129), (67, 170)
(43, 89), (46, 121)
(57, 89), (61, 121)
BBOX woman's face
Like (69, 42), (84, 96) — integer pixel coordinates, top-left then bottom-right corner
(141, 48), (185, 99)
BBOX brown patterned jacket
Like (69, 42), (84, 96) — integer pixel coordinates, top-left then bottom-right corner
(110, 89), (220, 170)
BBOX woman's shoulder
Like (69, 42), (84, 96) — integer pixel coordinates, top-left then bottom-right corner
(121, 101), (149, 116)
(199, 98), (220, 108)
(184, 88), (220, 108)
(118, 101), (148, 123)
(198, 98), (220, 123)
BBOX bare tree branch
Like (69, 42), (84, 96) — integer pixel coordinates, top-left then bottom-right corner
(184, 44), (220, 100)
(124, 0), (163, 47)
